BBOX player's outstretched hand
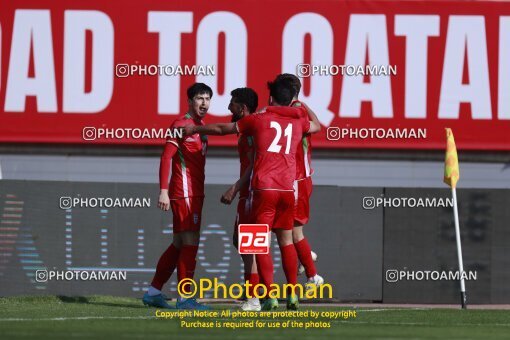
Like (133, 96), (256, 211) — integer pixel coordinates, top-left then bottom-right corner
(181, 125), (195, 136)
(220, 185), (237, 205)
(158, 191), (170, 211)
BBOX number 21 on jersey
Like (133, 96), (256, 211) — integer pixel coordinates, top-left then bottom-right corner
(268, 121), (293, 154)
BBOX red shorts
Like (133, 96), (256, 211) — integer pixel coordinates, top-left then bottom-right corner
(294, 177), (313, 225)
(170, 197), (204, 233)
(251, 190), (295, 230)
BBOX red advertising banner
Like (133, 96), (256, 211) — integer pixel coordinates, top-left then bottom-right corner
(0, 0), (509, 150)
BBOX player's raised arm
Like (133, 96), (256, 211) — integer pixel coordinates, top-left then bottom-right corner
(300, 102), (321, 134)
(182, 123), (238, 136)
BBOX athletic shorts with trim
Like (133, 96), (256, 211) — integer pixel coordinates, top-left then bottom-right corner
(294, 176), (313, 225)
(252, 190), (295, 230)
(170, 197), (204, 233)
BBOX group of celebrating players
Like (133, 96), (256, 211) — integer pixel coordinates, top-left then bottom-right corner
(143, 74), (324, 311)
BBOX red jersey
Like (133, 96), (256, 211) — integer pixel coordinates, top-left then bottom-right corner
(284, 100), (314, 180)
(236, 106), (310, 191)
(296, 134), (313, 180)
(160, 113), (208, 199)
(237, 134), (254, 199)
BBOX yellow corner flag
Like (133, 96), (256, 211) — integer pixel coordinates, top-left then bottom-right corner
(444, 128), (460, 188)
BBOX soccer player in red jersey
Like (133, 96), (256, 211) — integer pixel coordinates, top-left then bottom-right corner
(143, 83), (212, 310)
(275, 74), (324, 289)
(183, 77), (320, 310)
(220, 88), (261, 311)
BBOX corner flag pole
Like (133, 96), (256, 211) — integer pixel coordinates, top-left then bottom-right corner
(443, 128), (467, 309)
(451, 187), (466, 309)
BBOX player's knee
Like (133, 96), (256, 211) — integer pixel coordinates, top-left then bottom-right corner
(181, 231), (200, 246)
(172, 234), (183, 248)
(292, 231), (304, 243)
(292, 227), (304, 243)
(277, 231), (293, 247)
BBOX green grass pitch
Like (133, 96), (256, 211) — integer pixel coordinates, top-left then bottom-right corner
(0, 296), (509, 339)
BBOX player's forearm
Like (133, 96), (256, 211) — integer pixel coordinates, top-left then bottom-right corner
(192, 123), (236, 136)
(193, 124), (224, 135)
(159, 156), (171, 190)
(159, 159), (170, 190)
(302, 102), (322, 133)
(159, 143), (177, 189)
(234, 164), (253, 192)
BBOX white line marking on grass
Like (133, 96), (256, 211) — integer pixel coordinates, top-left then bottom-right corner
(0, 316), (155, 322)
(337, 320), (510, 327)
(361, 308), (430, 312)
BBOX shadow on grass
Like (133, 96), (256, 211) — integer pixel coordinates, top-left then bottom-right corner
(56, 296), (148, 309)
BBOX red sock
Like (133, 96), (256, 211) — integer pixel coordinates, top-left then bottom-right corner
(249, 273), (259, 285)
(280, 244), (298, 294)
(255, 253), (273, 297)
(177, 245), (199, 295)
(294, 238), (317, 278)
(151, 244), (180, 290)
(247, 273), (259, 298)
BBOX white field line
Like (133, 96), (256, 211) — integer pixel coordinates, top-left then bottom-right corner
(361, 308), (430, 312)
(0, 316), (154, 322)
(337, 320), (510, 327)
(1, 314), (510, 328)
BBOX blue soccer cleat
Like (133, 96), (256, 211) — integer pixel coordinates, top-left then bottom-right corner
(142, 293), (174, 309)
(176, 297), (211, 310)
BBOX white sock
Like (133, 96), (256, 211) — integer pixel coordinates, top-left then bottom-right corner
(147, 286), (161, 296)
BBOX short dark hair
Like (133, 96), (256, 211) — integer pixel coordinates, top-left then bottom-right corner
(275, 73), (301, 96)
(267, 77), (297, 106)
(230, 88), (258, 113)
(187, 83), (213, 100)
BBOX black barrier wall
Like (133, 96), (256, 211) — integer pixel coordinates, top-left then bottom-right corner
(0, 180), (508, 303)
(383, 188), (510, 304)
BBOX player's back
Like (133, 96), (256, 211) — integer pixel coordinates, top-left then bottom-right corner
(237, 106), (309, 191)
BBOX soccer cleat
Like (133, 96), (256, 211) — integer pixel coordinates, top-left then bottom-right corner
(308, 274), (324, 285)
(176, 297), (211, 310)
(286, 294), (299, 310)
(240, 298), (261, 311)
(142, 293), (173, 309)
(306, 274), (325, 292)
(261, 298), (278, 311)
(298, 251), (318, 275)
